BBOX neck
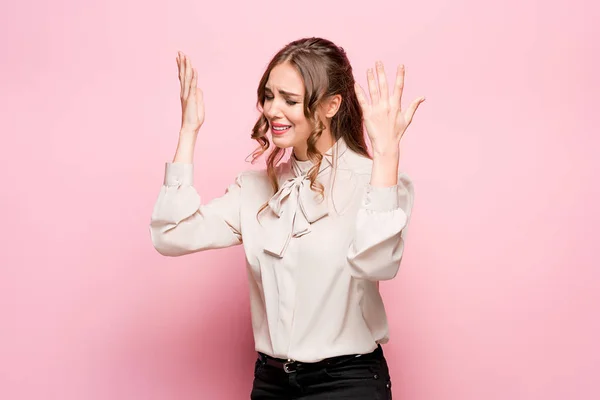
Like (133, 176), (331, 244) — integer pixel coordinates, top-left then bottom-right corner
(293, 130), (335, 161)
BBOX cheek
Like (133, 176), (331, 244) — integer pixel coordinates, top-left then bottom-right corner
(261, 103), (270, 117)
(289, 107), (308, 127)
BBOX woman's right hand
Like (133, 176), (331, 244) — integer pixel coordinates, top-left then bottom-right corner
(177, 51), (204, 134)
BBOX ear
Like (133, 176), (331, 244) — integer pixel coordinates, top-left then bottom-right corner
(324, 94), (342, 118)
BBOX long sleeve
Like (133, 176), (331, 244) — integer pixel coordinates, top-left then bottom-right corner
(346, 173), (414, 281)
(149, 162), (243, 256)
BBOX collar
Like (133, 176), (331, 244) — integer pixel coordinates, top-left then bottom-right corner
(290, 136), (349, 176)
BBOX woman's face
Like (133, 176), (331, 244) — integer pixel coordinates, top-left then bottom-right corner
(263, 62), (313, 154)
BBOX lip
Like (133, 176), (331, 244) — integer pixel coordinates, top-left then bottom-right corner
(270, 122), (292, 136)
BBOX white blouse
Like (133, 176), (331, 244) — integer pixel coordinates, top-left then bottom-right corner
(149, 138), (415, 362)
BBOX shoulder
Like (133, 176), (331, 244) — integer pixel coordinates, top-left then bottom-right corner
(341, 150), (373, 176)
(341, 150), (414, 187)
(236, 168), (268, 190)
(235, 159), (292, 194)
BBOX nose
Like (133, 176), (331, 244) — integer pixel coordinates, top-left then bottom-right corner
(264, 99), (283, 121)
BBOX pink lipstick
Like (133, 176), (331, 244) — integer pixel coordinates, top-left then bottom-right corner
(271, 122), (292, 136)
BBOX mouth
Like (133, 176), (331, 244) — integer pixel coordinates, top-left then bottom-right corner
(271, 123), (292, 136)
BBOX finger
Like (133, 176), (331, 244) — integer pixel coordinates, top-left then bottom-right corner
(190, 68), (198, 98)
(404, 96), (426, 125)
(376, 61), (389, 105)
(179, 54), (185, 96)
(179, 53), (185, 78)
(196, 87), (204, 116)
(354, 82), (370, 111)
(183, 57), (193, 99)
(176, 54), (182, 83)
(367, 68), (379, 105)
(392, 65), (405, 108)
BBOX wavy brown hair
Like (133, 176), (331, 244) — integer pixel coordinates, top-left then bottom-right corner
(250, 37), (371, 211)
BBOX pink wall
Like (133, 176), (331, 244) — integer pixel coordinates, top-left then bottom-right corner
(1, 0), (597, 399)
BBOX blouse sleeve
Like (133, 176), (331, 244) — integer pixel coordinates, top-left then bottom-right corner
(149, 162), (243, 256)
(346, 173), (415, 281)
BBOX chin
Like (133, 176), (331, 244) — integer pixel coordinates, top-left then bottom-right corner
(271, 134), (295, 149)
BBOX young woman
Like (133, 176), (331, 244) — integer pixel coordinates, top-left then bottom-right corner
(150, 37), (425, 399)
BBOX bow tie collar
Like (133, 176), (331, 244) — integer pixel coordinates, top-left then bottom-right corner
(262, 138), (349, 258)
(262, 158), (330, 258)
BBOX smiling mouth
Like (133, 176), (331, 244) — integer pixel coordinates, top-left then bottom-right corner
(271, 124), (292, 135)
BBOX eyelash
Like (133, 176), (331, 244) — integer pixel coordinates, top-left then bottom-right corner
(264, 95), (298, 106)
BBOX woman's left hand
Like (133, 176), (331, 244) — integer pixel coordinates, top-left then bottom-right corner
(355, 61), (425, 156)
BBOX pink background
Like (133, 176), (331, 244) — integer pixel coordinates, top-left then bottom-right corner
(1, 0), (598, 399)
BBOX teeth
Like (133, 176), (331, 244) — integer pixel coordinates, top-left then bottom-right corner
(273, 126), (290, 131)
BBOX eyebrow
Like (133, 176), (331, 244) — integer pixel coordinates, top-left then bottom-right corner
(265, 86), (302, 98)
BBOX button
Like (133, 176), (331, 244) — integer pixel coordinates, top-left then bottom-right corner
(373, 374), (379, 380)
(386, 382), (391, 388)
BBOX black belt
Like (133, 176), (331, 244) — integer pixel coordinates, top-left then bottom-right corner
(258, 345), (382, 374)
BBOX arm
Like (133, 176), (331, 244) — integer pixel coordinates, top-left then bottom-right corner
(148, 52), (243, 256)
(346, 169), (414, 280)
(349, 60), (424, 279)
(149, 161), (243, 256)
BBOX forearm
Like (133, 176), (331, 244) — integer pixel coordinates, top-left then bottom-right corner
(150, 163), (244, 256)
(172, 129), (198, 164)
(369, 149), (400, 187)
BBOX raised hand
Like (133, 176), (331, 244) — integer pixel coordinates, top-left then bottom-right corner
(177, 51), (205, 134)
(354, 62), (425, 156)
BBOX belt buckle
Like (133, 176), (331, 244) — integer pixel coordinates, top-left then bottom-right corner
(283, 359), (296, 373)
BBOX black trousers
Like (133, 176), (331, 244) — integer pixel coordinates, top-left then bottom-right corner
(250, 345), (393, 399)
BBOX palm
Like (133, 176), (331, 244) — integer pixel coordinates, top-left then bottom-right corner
(355, 62), (425, 154)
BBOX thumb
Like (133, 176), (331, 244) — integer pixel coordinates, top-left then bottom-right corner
(405, 96), (425, 124)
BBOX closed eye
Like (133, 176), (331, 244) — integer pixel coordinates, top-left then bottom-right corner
(264, 95), (299, 106)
